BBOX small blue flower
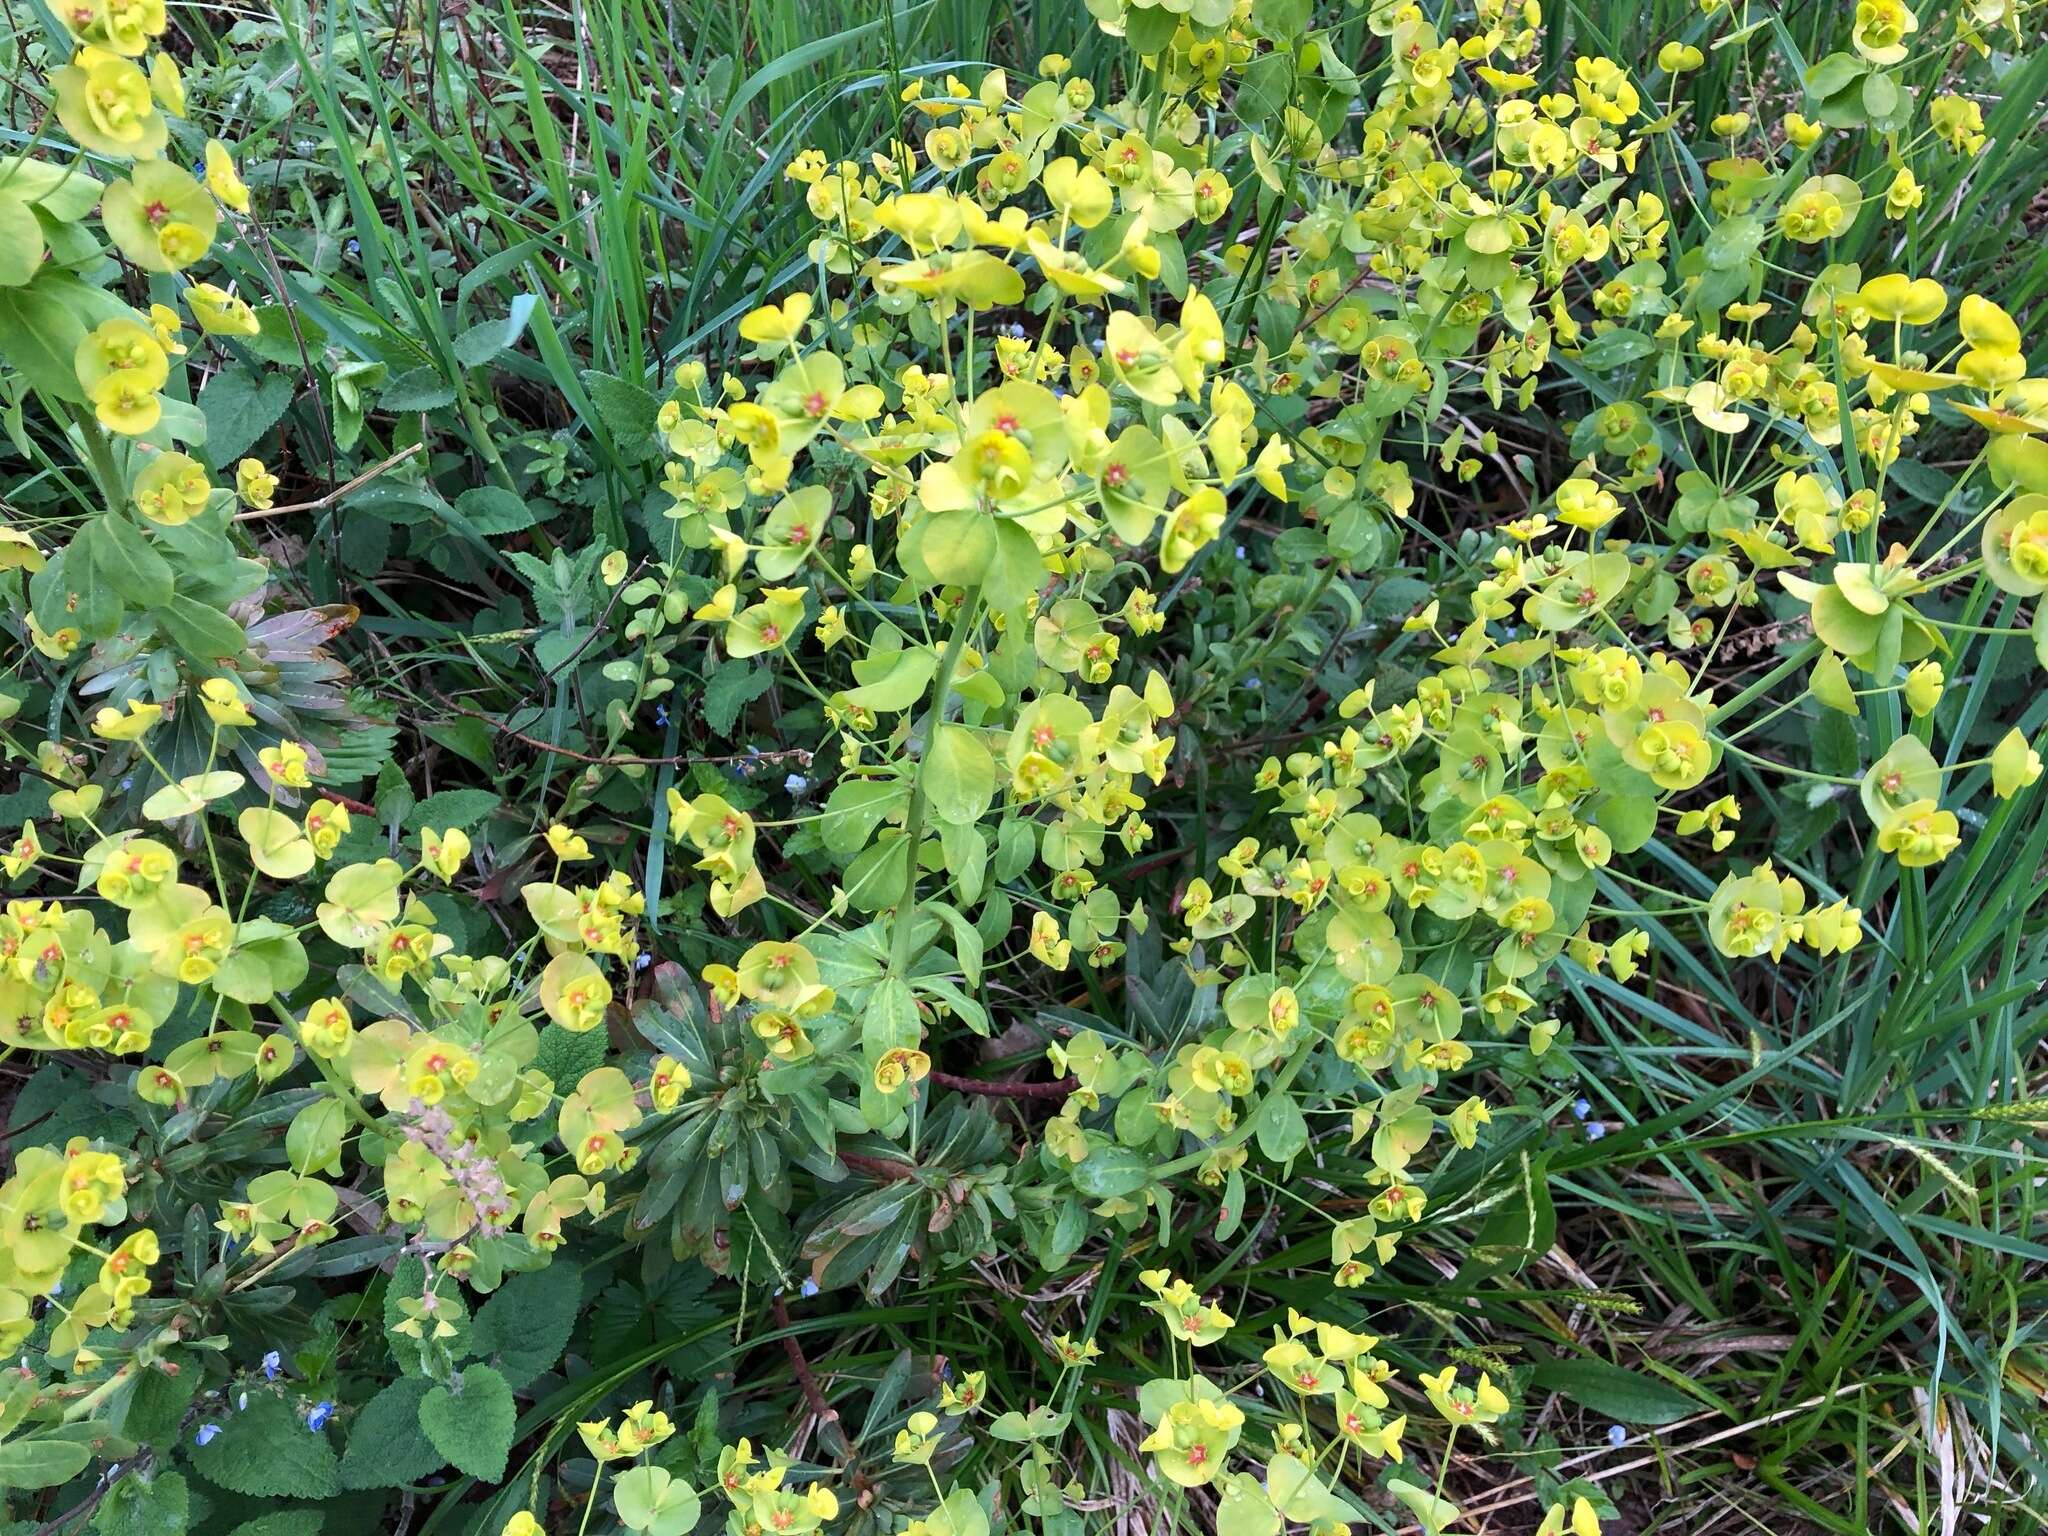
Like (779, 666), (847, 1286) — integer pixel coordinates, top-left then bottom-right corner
(784, 773), (810, 795)
(799, 1277), (820, 1298)
(345, 239), (361, 257)
(1585, 1121), (1607, 1141)
(236, 1391), (248, 1411)
(261, 1350), (281, 1381)
(49, 1281), (61, 1297)
(654, 705), (670, 727)
(195, 1423), (222, 1446)
(1570, 1097), (1591, 1120)
(1607, 1424), (1627, 1447)
(306, 1400), (334, 1432)
(635, 952), (652, 971)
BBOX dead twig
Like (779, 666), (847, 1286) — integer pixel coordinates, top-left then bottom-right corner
(232, 443), (426, 522)
(927, 1071), (1075, 1101)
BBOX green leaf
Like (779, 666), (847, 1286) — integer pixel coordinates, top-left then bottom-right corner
(156, 594), (248, 667)
(240, 305), (329, 368)
(468, 1260), (582, 1390)
(1251, 1091), (1308, 1162)
(115, 1358), (197, 1445)
(225, 1515), (328, 1536)
(403, 788), (502, 832)
(704, 657), (774, 737)
(200, 367), (294, 469)
(862, 975), (920, 1060)
(913, 508), (996, 587)
(422, 716), (497, 770)
(1576, 329), (1654, 371)
(1387, 1478), (1460, 1534)
(1529, 1359), (1698, 1425)
(0, 155), (103, 220)
(1592, 790), (1657, 854)
(0, 1433), (92, 1489)
(821, 778), (907, 858)
(1861, 71), (1904, 129)
(1249, 0), (1310, 40)
(924, 1487), (988, 1536)
(1070, 1145), (1151, 1199)
(1122, 1), (1179, 54)
(983, 520), (1046, 614)
(92, 1468), (190, 1536)
(338, 1376), (445, 1490)
(1802, 51), (1868, 102)
(10, 1061), (135, 1152)
(1703, 215), (1764, 271)
(379, 365), (456, 411)
(937, 822), (986, 906)
(383, 1256), (471, 1373)
(454, 485), (538, 535)
(1236, 51), (1295, 126)
(1216, 1473), (1281, 1536)
(838, 648), (937, 713)
(534, 1022), (607, 1096)
(347, 480), (451, 527)
(613, 1464), (703, 1536)
(79, 516), (173, 616)
(452, 294), (536, 368)
(925, 724), (995, 827)
(284, 1096), (347, 1176)
(0, 192), (44, 286)
(156, 396), (208, 447)
(0, 279), (89, 401)
(419, 1364), (516, 1482)
(190, 1395), (340, 1498)
(581, 369), (660, 448)
(211, 918), (309, 1004)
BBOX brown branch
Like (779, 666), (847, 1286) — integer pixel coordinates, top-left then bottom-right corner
(31, 1454), (142, 1536)
(928, 1071), (1075, 1102)
(769, 1294), (840, 1431)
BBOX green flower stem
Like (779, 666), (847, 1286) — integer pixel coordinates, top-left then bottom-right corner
(1151, 1037), (1313, 1183)
(577, 1464), (606, 1536)
(1705, 638), (1821, 727)
(1717, 740), (1861, 785)
(70, 411), (125, 517)
(272, 1005), (382, 1133)
(888, 585), (981, 978)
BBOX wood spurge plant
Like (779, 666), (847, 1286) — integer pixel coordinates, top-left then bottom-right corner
(0, 0), (2043, 1531)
